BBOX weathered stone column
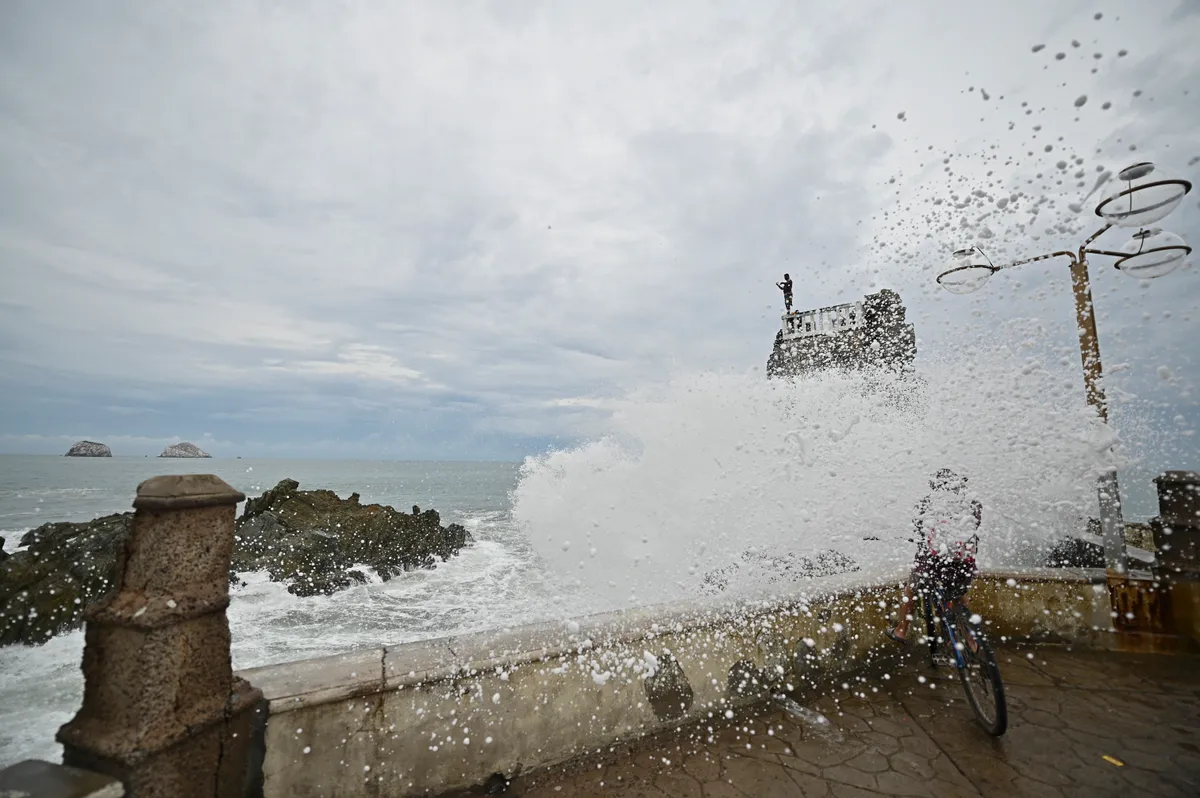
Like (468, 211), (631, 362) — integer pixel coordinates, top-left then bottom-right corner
(1152, 470), (1200, 646)
(56, 475), (265, 797)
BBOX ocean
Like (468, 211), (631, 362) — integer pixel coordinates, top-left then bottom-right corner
(0, 455), (568, 766)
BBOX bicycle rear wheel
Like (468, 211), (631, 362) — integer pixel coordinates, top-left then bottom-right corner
(952, 613), (1007, 736)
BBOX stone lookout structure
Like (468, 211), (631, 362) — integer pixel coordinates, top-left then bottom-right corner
(767, 288), (916, 377)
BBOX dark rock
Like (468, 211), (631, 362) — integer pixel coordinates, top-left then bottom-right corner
(0, 537), (6, 563)
(159, 441), (211, 458)
(65, 441), (112, 457)
(1045, 537), (1104, 568)
(242, 479), (299, 520)
(2, 478), (473, 645)
(231, 479), (473, 595)
(0, 513), (133, 646)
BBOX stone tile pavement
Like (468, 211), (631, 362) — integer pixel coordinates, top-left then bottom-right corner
(491, 646), (1200, 797)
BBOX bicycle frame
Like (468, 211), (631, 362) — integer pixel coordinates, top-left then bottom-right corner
(920, 585), (967, 670)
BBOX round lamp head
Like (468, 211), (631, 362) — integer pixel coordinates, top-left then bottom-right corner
(936, 247), (997, 294)
(1115, 228), (1191, 279)
(1096, 162), (1192, 228)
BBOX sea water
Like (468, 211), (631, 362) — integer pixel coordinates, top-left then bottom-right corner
(0, 348), (1130, 764)
(0, 457), (561, 764)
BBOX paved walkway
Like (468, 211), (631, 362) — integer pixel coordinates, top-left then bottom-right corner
(502, 646), (1200, 797)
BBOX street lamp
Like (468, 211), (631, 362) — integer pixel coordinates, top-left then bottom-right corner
(935, 161), (1193, 576)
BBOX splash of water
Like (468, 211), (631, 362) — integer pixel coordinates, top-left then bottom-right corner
(512, 342), (1121, 611)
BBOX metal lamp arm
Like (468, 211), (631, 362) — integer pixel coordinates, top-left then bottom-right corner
(1082, 248), (1128, 259)
(1000, 250), (1078, 270)
(1081, 222), (1114, 251)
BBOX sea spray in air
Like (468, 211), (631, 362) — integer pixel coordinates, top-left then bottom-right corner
(512, 343), (1123, 611)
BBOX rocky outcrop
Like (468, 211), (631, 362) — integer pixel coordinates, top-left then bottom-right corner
(701, 549), (859, 595)
(232, 479), (472, 597)
(0, 514), (134, 645)
(65, 441), (112, 457)
(159, 441), (211, 458)
(1044, 519), (1157, 569)
(0, 479), (473, 645)
(1044, 537), (1104, 568)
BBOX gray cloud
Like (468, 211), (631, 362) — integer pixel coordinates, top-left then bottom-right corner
(0, 0), (1196, 476)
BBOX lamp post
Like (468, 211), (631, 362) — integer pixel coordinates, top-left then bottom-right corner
(935, 162), (1193, 577)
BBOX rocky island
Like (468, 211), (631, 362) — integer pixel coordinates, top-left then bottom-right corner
(65, 441), (112, 457)
(159, 441), (211, 458)
(0, 479), (472, 646)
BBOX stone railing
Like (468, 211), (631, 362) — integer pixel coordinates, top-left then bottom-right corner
(237, 565), (1113, 797)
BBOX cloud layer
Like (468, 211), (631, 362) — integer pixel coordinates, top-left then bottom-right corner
(1, 0), (1197, 469)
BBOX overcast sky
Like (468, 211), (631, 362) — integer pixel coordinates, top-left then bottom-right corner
(1, 0), (1197, 468)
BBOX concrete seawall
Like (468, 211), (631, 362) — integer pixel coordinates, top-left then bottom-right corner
(238, 567), (1112, 797)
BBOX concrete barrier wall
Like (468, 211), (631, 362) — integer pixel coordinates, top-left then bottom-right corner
(238, 567), (1111, 797)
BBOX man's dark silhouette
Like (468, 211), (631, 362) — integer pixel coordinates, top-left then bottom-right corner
(776, 273), (793, 311)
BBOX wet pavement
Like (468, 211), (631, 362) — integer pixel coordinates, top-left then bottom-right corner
(502, 646), (1200, 797)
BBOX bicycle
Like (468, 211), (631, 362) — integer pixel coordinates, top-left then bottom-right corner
(915, 576), (1008, 737)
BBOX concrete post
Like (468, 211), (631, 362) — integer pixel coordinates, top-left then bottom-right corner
(56, 475), (265, 798)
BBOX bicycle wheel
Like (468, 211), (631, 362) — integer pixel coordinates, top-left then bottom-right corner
(952, 613), (1007, 736)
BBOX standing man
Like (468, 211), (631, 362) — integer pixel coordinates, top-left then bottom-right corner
(776, 273), (793, 311)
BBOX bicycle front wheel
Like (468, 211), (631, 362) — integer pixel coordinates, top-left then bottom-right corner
(953, 613), (1007, 736)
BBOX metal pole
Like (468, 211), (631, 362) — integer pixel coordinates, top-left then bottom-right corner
(1068, 257), (1128, 575)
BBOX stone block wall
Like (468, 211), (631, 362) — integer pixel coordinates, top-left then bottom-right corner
(238, 566), (1113, 797)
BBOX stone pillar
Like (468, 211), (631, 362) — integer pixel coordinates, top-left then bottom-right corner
(56, 475), (265, 798)
(1152, 471), (1200, 646)
(1152, 471), (1200, 578)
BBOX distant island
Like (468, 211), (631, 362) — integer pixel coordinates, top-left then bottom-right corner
(65, 441), (112, 457)
(159, 442), (211, 458)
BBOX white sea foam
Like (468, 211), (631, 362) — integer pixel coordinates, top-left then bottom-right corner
(0, 531), (29, 555)
(512, 344), (1121, 611)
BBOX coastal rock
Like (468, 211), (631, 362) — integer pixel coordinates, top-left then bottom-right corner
(0, 514), (133, 646)
(1045, 537), (1104, 568)
(159, 441), (211, 458)
(1044, 532), (1154, 569)
(0, 478), (474, 645)
(65, 441), (112, 457)
(232, 479), (473, 597)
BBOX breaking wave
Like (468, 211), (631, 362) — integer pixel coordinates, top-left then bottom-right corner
(512, 341), (1122, 610)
